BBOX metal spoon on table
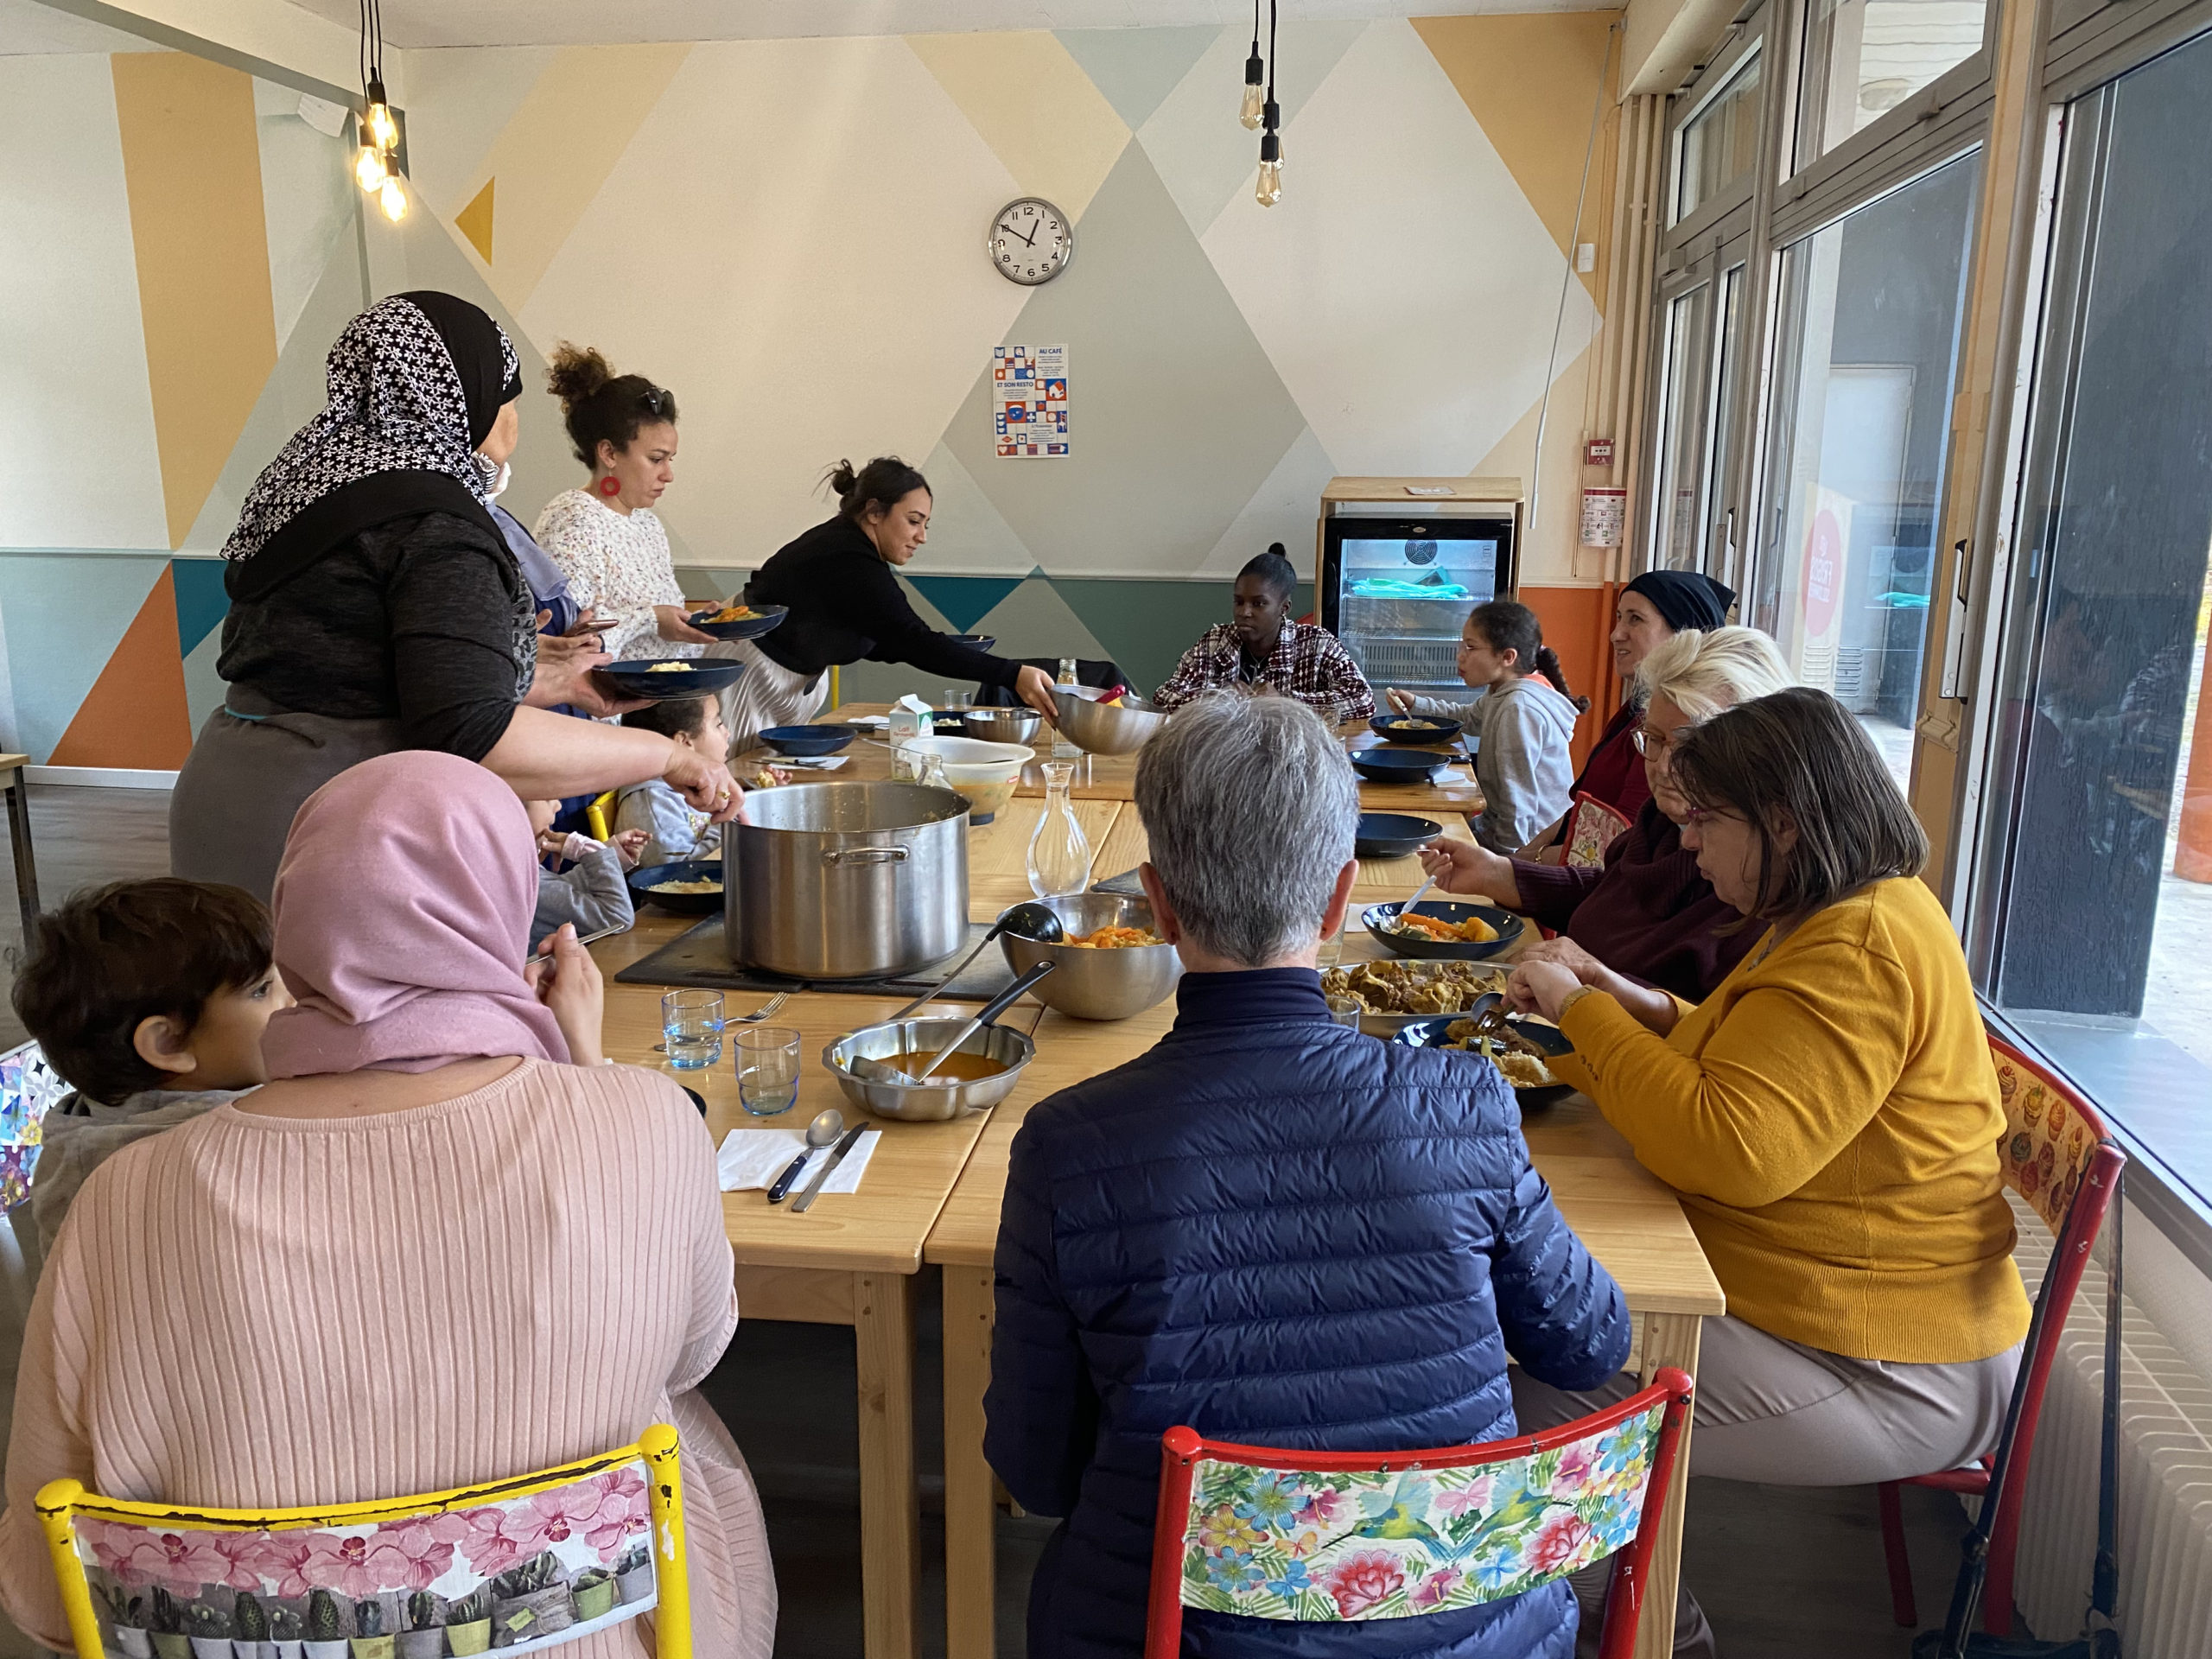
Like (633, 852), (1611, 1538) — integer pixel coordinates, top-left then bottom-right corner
(766, 1108), (845, 1205)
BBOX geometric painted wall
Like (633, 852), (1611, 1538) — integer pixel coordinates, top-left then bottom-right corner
(0, 15), (1621, 764)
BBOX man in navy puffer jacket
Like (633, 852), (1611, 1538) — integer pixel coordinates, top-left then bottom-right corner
(987, 692), (1633, 1659)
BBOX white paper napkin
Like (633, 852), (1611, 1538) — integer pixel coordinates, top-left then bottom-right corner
(718, 1128), (880, 1195)
(1433, 767), (1472, 784)
(776, 754), (849, 771)
(844, 715), (889, 728)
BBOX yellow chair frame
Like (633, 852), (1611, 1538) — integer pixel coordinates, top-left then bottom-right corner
(585, 791), (618, 843)
(37, 1425), (692, 1658)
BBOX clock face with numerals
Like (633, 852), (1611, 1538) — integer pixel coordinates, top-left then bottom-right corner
(988, 198), (1073, 285)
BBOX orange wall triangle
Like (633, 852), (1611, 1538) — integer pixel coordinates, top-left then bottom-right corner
(456, 177), (496, 263)
(49, 567), (194, 769)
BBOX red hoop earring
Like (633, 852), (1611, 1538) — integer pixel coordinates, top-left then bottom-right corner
(596, 475), (622, 498)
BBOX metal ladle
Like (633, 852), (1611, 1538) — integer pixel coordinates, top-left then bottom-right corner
(879, 901), (1065, 1026)
(766, 1108), (844, 1205)
(850, 962), (1058, 1085)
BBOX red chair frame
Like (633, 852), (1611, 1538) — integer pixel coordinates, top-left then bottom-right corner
(1145, 1369), (1694, 1658)
(1878, 1035), (2125, 1634)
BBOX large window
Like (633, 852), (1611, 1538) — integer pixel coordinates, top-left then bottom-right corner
(1796, 0), (1987, 167)
(1970, 25), (2212, 1128)
(1651, 283), (1717, 569)
(1752, 151), (1980, 783)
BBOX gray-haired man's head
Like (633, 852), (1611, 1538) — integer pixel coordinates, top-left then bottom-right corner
(1134, 691), (1358, 967)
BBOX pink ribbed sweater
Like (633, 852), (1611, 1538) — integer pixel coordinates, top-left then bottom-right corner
(0, 1058), (772, 1656)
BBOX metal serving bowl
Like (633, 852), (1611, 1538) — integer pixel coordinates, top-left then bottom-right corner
(963, 706), (1043, 746)
(823, 1018), (1034, 1121)
(1052, 686), (1169, 756)
(999, 893), (1182, 1020)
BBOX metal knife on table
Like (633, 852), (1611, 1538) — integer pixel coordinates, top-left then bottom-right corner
(789, 1127), (868, 1213)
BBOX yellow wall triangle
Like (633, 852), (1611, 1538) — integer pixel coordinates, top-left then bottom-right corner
(456, 176), (496, 263)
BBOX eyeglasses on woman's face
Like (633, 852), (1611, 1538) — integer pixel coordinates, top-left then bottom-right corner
(1631, 723), (1691, 756)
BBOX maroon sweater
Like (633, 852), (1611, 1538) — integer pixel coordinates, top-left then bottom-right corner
(1510, 798), (1758, 1001)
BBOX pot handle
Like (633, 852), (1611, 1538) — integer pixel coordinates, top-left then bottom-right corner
(821, 846), (910, 865)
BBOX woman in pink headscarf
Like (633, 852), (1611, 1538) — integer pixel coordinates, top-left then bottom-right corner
(0, 753), (775, 1658)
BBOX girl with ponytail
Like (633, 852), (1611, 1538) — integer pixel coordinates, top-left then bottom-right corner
(1386, 601), (1586, 854)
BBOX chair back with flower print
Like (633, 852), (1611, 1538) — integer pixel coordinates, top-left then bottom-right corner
(1144, 1370), (1694, 1659)
(1562, 794), (1631, 870)
(36, 1427), (691, 1659)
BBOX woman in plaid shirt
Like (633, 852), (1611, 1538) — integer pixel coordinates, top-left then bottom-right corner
(1151, 548), (1375, 718)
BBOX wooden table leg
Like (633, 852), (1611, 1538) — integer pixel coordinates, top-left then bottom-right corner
(1635, 1313), (1703, 1659)
(4, 772), (38, 938)
(943, 1267), (998, 1659)
(855, 1271), (919, 1659)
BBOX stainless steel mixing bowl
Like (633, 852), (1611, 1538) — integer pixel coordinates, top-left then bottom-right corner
(1051, 687), (1169, 756)
(822, 1018), (1034, 1121)
(963, 707), (1043, 746)
(998, 893), (1183, 1020)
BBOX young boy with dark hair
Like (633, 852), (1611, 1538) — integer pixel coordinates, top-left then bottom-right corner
(616, 695), (732, 867)
(10, 878), (290, 1253)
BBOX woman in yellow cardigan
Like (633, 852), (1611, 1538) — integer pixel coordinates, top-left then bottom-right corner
(1506, 687), (2029, 1658)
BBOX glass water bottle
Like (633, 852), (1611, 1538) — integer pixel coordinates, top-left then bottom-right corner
(1026, 761), (1092, 898)
(1052, 656), (1082, 759)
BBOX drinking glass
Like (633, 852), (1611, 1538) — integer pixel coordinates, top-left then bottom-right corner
(942, 690), (973, 714)
(1326, 995), (1364, 1032)
(734, 1026), (802, 1116)
(662, 989), (725, 1071)
(1316, 912), (1351, 970)
(1052, 657), (1083, 758)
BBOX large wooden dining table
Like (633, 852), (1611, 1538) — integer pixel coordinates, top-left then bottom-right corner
(598, 736), (1722, 1659)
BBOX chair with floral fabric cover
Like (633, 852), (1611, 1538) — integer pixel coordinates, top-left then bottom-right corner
(36, 1426), (692, 1659)
(1144, 1369), (1694, 1658)
(1873, 1034), (2125, 1635)
(1562, 793), (1631, 871)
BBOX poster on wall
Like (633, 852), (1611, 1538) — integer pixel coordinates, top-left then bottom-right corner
(994, 344), (1069, 457)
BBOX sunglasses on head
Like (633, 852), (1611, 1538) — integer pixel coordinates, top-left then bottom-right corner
(639, 386), (671, 417)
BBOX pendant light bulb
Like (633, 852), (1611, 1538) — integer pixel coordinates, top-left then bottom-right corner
(379, 174), (408, 222)
(1240, 75), (1265, 130)
(364, 78), (398, 152)
(1256, 127), (1282, 207)
(354, 143), (387, 193)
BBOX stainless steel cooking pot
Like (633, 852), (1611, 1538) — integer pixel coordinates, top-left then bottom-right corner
(724, 781), (969, 979)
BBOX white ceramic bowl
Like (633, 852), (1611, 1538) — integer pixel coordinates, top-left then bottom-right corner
(894, 736), (1034, 819)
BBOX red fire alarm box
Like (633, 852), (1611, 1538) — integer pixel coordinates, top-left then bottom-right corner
(1585, 438), (1616, 467)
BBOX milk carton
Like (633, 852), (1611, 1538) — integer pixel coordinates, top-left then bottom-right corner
(888, 695), (933, 779)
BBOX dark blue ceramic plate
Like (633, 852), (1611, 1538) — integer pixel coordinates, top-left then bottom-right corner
(950, 634), (997, 652)
(1355, 813), (1443, 859)
(685, 603), (788, 640)
(760, 723), (856, 757)
(1394, 994), (1575, 1108)
(626, 860), (722, 915)
(1360, 900), (1523, 960)
(1350, 747), (1452, 785)
(1370, 714), (1464, 745)
(598, 660), (746, 701)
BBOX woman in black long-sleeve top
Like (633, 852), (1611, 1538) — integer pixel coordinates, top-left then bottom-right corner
(169, 292), (742, 901)
(717, 456), (1059, 746)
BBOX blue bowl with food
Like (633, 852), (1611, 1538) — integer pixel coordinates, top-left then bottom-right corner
(684, 602), (788, 640)
(760, 723), (856, 758)
(1370, 714), (1464, 745)
(597, 659), (746, 701)
(1361, 899), (1523, 960)
(1394, 993), (1575, 1108)
(1350, 747), (1453, 785)
(627, 860), (723, 914)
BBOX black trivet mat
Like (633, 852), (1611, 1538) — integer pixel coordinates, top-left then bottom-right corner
(615, 916), (1018, 1002)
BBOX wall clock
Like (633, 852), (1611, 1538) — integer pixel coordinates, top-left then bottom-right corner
(988, 198), (1073, 285)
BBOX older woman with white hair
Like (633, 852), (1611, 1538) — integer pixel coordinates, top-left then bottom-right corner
(984, 691), (1630, 1659)
(1420, 626), (1794, 1001)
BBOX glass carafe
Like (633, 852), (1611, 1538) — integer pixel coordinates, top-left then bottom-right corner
(1026, 761), (1092, 897)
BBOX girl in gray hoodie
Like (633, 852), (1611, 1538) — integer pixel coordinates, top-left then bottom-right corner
(1388, 600), (1586, 854)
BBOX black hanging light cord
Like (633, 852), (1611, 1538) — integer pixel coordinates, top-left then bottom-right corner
(1259, 0), (1281, 186)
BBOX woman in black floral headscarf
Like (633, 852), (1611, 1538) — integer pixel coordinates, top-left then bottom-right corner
(171, 292), (743, 901)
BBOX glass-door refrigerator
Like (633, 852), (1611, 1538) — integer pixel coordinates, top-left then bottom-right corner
(1317, 493), (1520, 703)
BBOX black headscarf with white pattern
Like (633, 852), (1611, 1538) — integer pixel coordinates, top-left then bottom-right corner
(220, 291), (523, 566)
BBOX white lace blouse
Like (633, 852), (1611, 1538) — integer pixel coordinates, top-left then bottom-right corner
(533, 488), (697, 662)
